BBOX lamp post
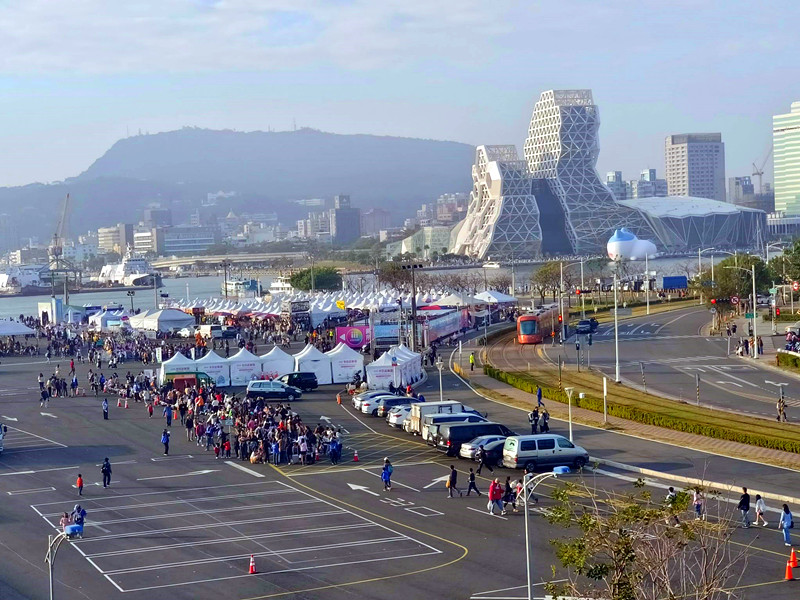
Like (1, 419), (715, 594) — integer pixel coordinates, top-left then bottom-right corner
(126, 289), (135, 312)
(698, 247), (715, 303)
(435, 355), (444, 402)
(613, 269), (620, 382)
(523, 467), (571, 600)
(724, 264), (757, 359)
(564, 386), (574, 442)
(766, 243), (788, 304)
(482, 266), (491, 345)
(45, 531), (68, 600)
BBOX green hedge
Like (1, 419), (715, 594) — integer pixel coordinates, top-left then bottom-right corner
(762, 313), (800, 322)
(483, 365), (800, 455)
(776, 351), (800, 372)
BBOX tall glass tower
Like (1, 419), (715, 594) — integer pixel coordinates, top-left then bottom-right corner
(774, 102), (800, 215)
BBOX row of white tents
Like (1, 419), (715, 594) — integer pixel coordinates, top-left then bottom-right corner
(160, 343), (423, 389)
(88, 308), (196, 332)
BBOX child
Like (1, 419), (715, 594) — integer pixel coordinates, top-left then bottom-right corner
(76, 473), (83, 496)
(466, 468), (481, 496)
(693, 489), (705, 520)
(147, 402), (153, 418)
(213, 443), (221, 459)
(754, 494), (768, 526)
(223, 439), (231, 458)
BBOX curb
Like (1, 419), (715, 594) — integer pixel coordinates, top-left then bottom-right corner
(591, 457), (800, 506)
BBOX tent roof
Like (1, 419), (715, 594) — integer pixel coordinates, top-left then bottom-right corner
(436, 292), (480, 306)
(260, 346), (293, 361)
(162, 352), (196, 366)
(294, 344), (330, 360)
(195, 350), (227, 364)
(326, 342), (363, 358)
(0, 320), (35, 335)
(474, 290), (517, 304)
(228, 348), (260, 362)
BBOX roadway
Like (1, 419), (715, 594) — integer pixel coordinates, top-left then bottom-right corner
(492, 305), (799, 421)
(0, 353), (797, 599)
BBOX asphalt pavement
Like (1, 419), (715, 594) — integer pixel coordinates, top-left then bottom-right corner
(0, 352), (797, 600)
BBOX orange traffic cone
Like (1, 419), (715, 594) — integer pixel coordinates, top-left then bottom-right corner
(786, 561), (794, 581)
(117, 398), (122, 407)
(124, 399), (129, 409)
(315, 448), (320, 462)
(790, 547), (798, 569)
(249, 554), (257, 575)
(173, 408), (178, 421)
(353, 449), (359, 462)
(336, 393), (342, 405)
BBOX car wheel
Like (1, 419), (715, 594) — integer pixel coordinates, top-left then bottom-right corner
(574, 457), (587, 470)
(287, 393), (295, 401)
(524, 461), (537, 473)
(372, 409), (378, 417)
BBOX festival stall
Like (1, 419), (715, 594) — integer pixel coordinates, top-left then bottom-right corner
(0, 320), (35, 335)
(364, 352), (398, 389)
(259, 346), (295, 380)
(159, 352), (198, 385)
(391, 344), (424, 382)
(129, 308), (195, 332)
(195, 350), (231, 387)
(326, 342), (365, 384)
(293, 344), (333, 385)
(474, 290), (518, 304)
(228, 348), (263, 386)
(88, 309), (131, 332)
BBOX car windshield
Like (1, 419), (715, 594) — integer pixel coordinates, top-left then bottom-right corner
(519, 319), (537, 335)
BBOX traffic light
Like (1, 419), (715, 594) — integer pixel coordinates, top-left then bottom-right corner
(776, 307), (781, 317)
(710, 298), (716, 304)
(558, 314), (563, 323)
(575, 289), (581, 295)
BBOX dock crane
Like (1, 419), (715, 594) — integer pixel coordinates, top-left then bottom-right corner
(752, 147), (773, 195)
(48, 194), (77, 306)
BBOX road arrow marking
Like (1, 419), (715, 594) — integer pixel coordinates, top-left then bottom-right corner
(423, 475), (450, 489)
(40, 412), (57, 418)
(320, 416), (332, 423)
(2, 416), (18, 422)
(137, 469), (218, 481)
(347, 483), (379, 496)
(715, 380), (743, 387)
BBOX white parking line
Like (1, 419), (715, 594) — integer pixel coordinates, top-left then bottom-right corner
(224, 461), (265, 478)
(150, 454), (193, 461)
(0, 465), (79, 476)
(467, 506), (507, 520)
(7, 487), (56, 495)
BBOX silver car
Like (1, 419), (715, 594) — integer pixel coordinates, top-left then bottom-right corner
(458, 435), (508, 460)
(352, 390), (388, 410)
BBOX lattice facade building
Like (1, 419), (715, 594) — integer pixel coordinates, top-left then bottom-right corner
(452, 145), (542, 260)
(523, 89), (656, 254)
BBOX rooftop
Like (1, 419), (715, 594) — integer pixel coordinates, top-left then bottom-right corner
(619, 196), (762, 218)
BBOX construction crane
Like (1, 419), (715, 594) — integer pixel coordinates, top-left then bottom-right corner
(48, 194), (76, 306)
(752, 147), (773, 195)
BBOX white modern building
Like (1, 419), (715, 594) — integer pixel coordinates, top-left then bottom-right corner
(664, 133), (726, 201)
(630, 169), (668, 199)
(452, 145), (542, 260)
(773, 101), (800, 215)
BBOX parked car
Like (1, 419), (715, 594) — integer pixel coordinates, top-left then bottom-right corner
(502, 434), (588, 472)
(360, 394), (397, 415)
(376, 396), (416, 418)
(277, 372), (318, 392)
(176, 327), (197, 338)
(576, 318), (599, 334)
(435, 422), (515, 456)
(458, 434), (511, 460)
(421, 413), (488, 444)
(352, 390), (390, 410)
(386, 405), (412, 428)
(246, 380), (303, 401)
(472, 438), (505, 467)
(221, 326), (240, 339)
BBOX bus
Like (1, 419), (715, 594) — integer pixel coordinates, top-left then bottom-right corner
(517, 304), (559, 344)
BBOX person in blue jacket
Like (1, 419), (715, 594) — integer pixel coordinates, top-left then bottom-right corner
(381, 458), (393, 491)
(779, 504), (794, 546)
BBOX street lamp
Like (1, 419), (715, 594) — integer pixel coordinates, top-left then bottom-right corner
(45, 531), (68, 600)
(698, 247), (715, 303)
(126, 289), (135, 312)
(435, 355), (444, 402)
(724, 264), (758, 360)
(523, 466), (571, 600)
(564, 386), (574, 442)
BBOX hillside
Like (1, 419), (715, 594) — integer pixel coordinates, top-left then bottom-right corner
(0, 128), (474, 242)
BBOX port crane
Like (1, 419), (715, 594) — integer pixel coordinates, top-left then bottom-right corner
(47, 194), (79, 306)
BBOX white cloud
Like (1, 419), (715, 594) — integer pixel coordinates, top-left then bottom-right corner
(0, 0), (513, 74)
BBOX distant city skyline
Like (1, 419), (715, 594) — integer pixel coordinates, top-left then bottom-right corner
(0, 1), (797, 188)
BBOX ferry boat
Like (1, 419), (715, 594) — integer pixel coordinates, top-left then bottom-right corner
(96, 247), (161, 287)
(0, 265), (51, 295)
(268, 275), (294, 296)
(222, 278), (261, 297)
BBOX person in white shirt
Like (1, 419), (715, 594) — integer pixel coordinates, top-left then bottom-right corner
(754, 494), (768, 527)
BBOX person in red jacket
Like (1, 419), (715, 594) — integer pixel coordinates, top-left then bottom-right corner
(488, 478), (504, 515)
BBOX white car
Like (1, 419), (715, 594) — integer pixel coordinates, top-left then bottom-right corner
(177, 327), (197, 338)
(386, 405), (412, 428)
(352, 390), (388, 411)
(458, 435), (509, 460)
(360, 394), (395, 415)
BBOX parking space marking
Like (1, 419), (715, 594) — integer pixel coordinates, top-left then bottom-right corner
(7, 486), (56, 495)
(0, 465), (78, 476)
(467, 506), (507, 520)
(150, 454), (193, 461)
(404, 506), (443, 517)
(225, 461), (265, 477)
(0, 426), (66, 453)
(31, 480), (441, 593)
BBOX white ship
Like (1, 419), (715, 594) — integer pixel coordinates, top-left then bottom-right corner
(222, 278), (261, 297)
(268, 275), (294, 296)
(97, 248), (161, 287)
(0, 265), (50, 295)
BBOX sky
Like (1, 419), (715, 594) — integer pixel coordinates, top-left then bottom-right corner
(0, 0), (797, 188)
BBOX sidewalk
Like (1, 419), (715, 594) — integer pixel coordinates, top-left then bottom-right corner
(457, 336), (800, 471)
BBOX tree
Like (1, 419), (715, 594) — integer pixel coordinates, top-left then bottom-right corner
(776, 238), (800, 282)
(489, 273), (512, 293)
(545, 479), (750, 600)
(289, 266), (342, 291)
(696, 254), (771, 307)
(531, 261), (561, 303)
(378, 263), (412, 291)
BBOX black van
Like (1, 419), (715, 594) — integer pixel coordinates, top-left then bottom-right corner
(277, 372), (318, 392)
(434, 422), (516, 456)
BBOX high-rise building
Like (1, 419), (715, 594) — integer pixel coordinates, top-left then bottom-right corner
(629, 168), (668, 199)
(606, 171), (627, 201)
(664, 133), (726, 201)
(773, 102), (800, 215)
(728, 176), (755, 204)
(360, 209), (392, 236)
(329, 195), (361, 244)
(97, 223), (134, 254)
(142, 207), (173, 228)
(524, 89), (655, 253)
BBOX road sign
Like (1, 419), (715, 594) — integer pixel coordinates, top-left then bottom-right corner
(709, 307), (716, 314)
(794, 281), (799, 292)
(769, 287), (778, 294)
(730, 295), (739, 305)
(745, 312), (755, 318)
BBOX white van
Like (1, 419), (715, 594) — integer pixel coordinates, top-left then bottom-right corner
(199, 324), (223, 339)
(421, 412), (487, 444)
(0, 423), (7, 454)
(406, 401), (467, 434)
(502, 434), (589, 471)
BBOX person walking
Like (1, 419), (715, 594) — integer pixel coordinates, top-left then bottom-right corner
(381, 458), (393, 491)
(737, 487), (751, 528)
(161, 429), (170, 456)
(502, 476), (518, 513)
(536, 385), (544, 407)
(488, 478), (504, 515)
(754, 494), (768, 526)
(102, 398), (109, 420)
(540, 410), (550, 433)
(693, 488), (705, 520)
(528, 408), (539, 434)
(778, 504), (794, 546)
(100, 458), (112, 488)
(447, 465), (463, 498)
(469, 352), (475, 372)
(163, 404), (172, 427)
(76, 473), (83, 496)
(466, 468), (481, 496)
(476, 445), (494, 475)
(665, 487), (681, 527)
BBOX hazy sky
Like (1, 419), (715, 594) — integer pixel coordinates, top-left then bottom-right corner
(0, 0), (797, 188)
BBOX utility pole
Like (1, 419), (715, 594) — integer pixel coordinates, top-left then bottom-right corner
(613, 270), (620, 382)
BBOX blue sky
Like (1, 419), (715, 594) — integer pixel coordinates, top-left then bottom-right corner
(0, 0), (797, 188)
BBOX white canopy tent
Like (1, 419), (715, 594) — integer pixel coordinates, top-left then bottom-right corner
(326, 343), (365, 384)
(195, 351), (231, 387)
(474, 290), (517, 304)
(260, 346), (295, 379)
(435, 292), (481, 306)
(364, 352), (398, 389)
(89, 309), (130, 331)
(293, 344), (333, 385)
(228, 348), (263, 386)
(129, 308), (195, 332)
(0, 320), (35, 335)
(159, 352), (197, 384)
